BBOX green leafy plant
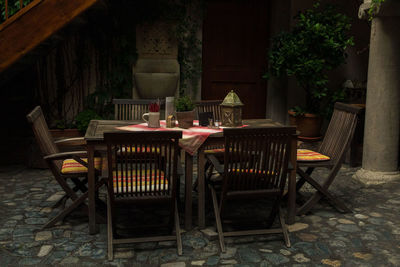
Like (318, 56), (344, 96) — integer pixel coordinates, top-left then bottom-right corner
(31, 0), (203, 128)
(0, 0), (32, 23)
(368, 0), (385, 20)
(74, 109), (102, 133)
(175, 95), (195, 112)
(264, 2), (354, 117)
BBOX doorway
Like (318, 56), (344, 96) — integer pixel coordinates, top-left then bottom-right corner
(201, 0), (269, 118)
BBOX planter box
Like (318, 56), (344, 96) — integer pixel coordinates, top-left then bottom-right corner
(49, 128), (82, 139)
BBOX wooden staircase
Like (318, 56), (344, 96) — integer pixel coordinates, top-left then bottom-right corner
(0, 0), (101, 76)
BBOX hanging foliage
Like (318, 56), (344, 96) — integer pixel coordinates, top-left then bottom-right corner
(33, 0), (204, 129)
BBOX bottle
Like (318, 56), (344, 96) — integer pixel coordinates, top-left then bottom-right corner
(165, 96), (175, 119)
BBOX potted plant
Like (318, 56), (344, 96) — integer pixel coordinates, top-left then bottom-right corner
(175, 95), (195, 129)
(264, 2), (354, 137)
(50, 120), (82, 139)
(75, 109), (103, 134)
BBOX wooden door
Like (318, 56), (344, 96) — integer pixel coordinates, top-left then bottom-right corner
(202, 0), (269, 119)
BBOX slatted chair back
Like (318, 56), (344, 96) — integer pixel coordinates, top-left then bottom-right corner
(104, 131), (182, 200)
(318, 102), (361, 163)
(195, 100), (223, 121)
(26, 106), (62, 170)
(222, 127), (296, 195)
(113, 99), (165, 121)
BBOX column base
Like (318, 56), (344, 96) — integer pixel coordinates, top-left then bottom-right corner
(353, 168), (400, 185)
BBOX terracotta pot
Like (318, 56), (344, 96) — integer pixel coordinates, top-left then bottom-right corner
(288, 110), (322, 138)
(176, 110), (195, 129)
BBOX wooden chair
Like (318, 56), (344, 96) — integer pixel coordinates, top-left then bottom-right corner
(26, 106), (105, 228)
(206, 127), (296, 252)
(295, 102), (362, 215)
(104, 131), (183, 260)
(192, 100), (224, 192)
(195, 100), (223, 122)
(113, 99), (165, 120)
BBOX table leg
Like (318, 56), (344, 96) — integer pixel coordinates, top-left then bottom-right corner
(87, 144), (98, 234)
(184, 152), (193, 230)
(287, 169), (296, 224)
(197, 147), (206, 229)
(286, 135), (297, 225)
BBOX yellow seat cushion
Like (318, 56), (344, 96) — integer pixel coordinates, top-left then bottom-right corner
(297, 149), (330, 161)
(113, 169), (168, 193)
(119, 147), (161, 153)
(61, 157), (102, 174)
(231, 169), (273, 175)
(204, 148), (225, 154)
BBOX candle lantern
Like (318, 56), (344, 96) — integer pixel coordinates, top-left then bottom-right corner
(220, 90), (243, 127)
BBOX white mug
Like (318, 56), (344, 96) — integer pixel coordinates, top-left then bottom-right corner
(142, 112), (160, 128)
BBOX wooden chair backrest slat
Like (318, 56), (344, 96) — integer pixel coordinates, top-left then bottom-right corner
(104, 131), (181, 199)
(195, 100), (223, 121)
(26, 106), (62, 170)
(318, 102), (362, 162)
(222, 127), (296, 194)
(113, 99), (166, 121)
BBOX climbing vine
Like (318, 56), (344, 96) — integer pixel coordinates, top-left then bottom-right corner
(368, 0), (386, 20)
(32, 0), (204, 129)
(0, 0), (32, 23)
(175, 0), (204, 97)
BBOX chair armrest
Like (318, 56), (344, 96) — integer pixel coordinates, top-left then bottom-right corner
(43, 151), (88, 161)
(54, 137), (86, 146)
(206, 154), (224, 174)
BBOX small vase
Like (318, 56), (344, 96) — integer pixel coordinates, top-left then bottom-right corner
(142, 112), (161, 128)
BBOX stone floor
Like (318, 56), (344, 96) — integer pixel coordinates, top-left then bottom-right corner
(0, 164), (400, 266)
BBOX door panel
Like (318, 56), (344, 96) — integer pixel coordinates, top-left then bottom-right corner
(202, 0), (269, 118)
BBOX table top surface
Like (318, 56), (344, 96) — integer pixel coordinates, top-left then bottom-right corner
(85, 119), (284, 141)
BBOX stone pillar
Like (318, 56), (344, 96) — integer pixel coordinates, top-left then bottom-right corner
(354, 0), (400, 185)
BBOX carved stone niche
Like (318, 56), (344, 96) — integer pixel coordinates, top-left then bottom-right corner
(133, 21), (180, 99)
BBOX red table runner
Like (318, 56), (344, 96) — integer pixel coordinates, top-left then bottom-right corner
(116, 120), (223, 155)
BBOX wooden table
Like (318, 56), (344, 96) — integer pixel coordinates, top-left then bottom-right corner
(85, 119), (297, 234)
(185, 119), (298, 229)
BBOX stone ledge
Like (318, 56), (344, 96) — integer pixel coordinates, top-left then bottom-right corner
(353, 168), (400, 185)
(359, 1), (400, 20)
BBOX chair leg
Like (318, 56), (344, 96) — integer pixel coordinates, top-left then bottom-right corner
(71, 177), (88, 192)
(296, 167), (314, 192)
(265, 198), (280, 228)
(193, 161), (213, 192)
(44, 178), (106, 229)
(296, 191), (323, 215)
(209, 184), (225, 253)
(43, 190), (89, 229)
(175, 200), (183, 256)
(278, 207), (291, 248)
(107, 194), (114, 261)
(52, 194), (68, 209)
(298, 190), (351, 215)
(297, 168), (352, 214)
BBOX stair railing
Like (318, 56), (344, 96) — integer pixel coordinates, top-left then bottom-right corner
(1, 0), (42, 30)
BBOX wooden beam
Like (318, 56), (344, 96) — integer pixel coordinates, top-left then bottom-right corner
(0, 0), (98, 73)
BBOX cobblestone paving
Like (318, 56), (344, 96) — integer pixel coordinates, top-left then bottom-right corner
(0, 164), (400, 266)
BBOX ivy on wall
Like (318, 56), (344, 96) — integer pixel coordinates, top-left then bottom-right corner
(33, 0), (204, 128)
(0, 0), (32, 23)
(368, 0), (386, 20)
